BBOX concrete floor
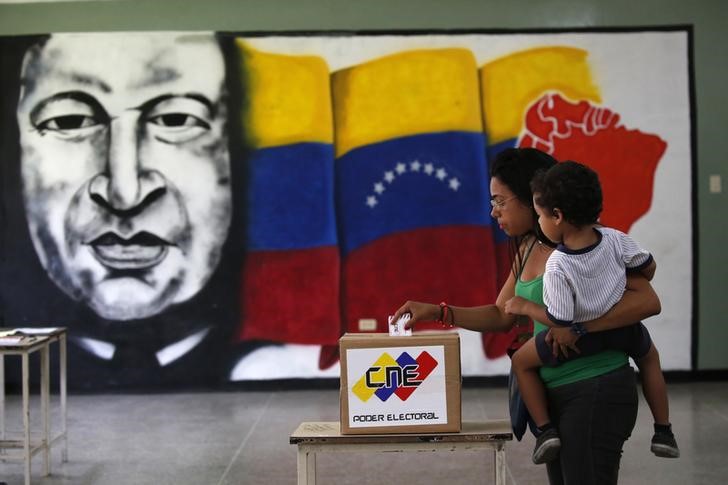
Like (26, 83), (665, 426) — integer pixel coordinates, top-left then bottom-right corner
(0, 380), (726, 485)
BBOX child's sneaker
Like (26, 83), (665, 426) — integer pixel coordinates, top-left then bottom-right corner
(651, 430), (680, 458)
(532, 427), (561, 464)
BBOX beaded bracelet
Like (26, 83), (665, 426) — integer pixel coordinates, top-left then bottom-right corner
(438, 301), (454, 328)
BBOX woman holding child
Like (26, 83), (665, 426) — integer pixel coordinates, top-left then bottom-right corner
(391, 147), (670, 484)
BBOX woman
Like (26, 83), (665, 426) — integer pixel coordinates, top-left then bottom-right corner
(391, 147), (661, 484)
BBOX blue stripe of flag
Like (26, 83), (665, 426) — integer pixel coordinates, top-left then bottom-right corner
(336, 132), (492, 254)
(247, 142), (337, 251)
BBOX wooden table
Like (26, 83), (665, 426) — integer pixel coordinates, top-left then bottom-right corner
(0, 328), (68, 485)
(290, 420), (512, 485)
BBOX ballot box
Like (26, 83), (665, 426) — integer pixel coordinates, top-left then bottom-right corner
(339, 332), (461, 434)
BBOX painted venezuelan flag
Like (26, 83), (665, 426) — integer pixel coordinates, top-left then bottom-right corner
(237, 42), (341, 345)
(478, 46), (602, 358)
(333, 48), (500, 335)
(481, 46), (601, 147)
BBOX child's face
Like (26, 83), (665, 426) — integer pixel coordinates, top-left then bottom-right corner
(533, 195), (562, 244)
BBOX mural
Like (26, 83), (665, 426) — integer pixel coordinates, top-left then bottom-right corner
(0, 29), (693, 390)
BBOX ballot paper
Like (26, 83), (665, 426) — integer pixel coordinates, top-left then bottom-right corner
(0, 327), (60, 345)
(13, 327), (61, 335)
(388, 314), (412, 336)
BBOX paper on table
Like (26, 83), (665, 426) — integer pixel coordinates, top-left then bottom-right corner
(0, 335), (25, 345)
(14, 327), (61, 335)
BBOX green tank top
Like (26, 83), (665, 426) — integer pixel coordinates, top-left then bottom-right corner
(514, 258), (629, 388)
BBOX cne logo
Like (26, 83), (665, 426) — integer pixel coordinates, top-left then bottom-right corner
(352, 350), (438, 402)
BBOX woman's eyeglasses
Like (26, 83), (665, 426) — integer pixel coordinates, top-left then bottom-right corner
(490, 195), (518, 209)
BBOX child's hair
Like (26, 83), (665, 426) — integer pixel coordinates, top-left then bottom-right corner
(531, 161), (603, 227)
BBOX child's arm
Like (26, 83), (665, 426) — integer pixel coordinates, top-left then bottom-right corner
(504, 296), (558, 328)
(619, 228), (656, 281)
(584, 273), (661, 332)
(505, 264), (575, 329)
(639, 258), (657, 281)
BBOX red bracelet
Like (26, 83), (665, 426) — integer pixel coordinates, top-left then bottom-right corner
(438, 302), (453, 328)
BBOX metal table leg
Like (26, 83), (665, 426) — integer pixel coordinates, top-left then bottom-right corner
(0, 354), (4, 443)
(60, 333), (68, 462)
(22, 353), (30, 485)
(41, 343), (50, 476)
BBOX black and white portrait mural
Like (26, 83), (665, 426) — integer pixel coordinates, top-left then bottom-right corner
(0, 29), (694, 390)
(18, 33), (233, 322)
(2, 32), (248, 388)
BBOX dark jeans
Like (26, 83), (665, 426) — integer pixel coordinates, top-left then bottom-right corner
(546, 365), (638, 485)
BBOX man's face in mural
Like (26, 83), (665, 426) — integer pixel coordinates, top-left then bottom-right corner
(16, 33), (233, 321)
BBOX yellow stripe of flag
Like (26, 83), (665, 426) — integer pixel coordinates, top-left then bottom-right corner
(332, 48), (482, 158)
(237, 41), (334, 148)
(480, 46), (602, 145)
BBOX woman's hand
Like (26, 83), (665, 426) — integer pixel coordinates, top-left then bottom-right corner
(390, 301), (439, 330)
(504, 296), (528, 315)
(545, 326), (581, 358)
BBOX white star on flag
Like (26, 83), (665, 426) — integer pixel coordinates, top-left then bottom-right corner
(364, 158), (463, 209)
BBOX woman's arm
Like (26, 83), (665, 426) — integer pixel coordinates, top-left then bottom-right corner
(453, 270), (519, 332)
(392, 270), (518, 333)
(503, 296), (558, 328)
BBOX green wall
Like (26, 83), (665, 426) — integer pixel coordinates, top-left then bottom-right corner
(1, 0), (726, 370)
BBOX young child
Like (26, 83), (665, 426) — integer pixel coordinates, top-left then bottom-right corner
(505, 161), (679, 464)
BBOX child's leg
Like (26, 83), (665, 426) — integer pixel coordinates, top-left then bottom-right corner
(637, 342), (680, 457)
(636, 342), (669, 425)
(513, 336), (562, 464)
(512, 338), (551, 427)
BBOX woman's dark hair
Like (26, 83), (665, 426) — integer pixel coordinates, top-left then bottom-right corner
(531, 160), (602, 227)
(489, 147), (558, 277)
